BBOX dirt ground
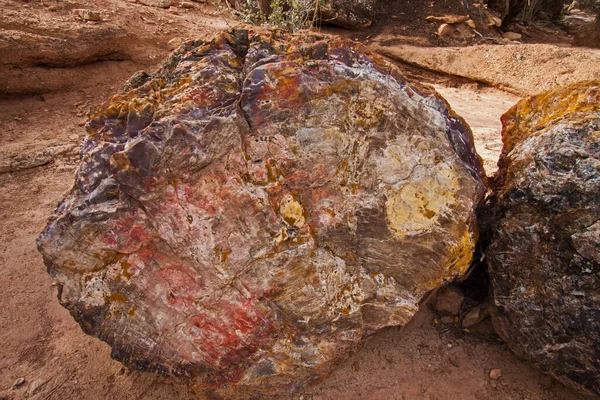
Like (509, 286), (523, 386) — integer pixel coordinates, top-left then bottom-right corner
(1, 0), (598, 399)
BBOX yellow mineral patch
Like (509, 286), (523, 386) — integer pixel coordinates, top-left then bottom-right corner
(280, 194), (305, 228)
(386, 164), (460, 237)
(502, 80), (600, 156)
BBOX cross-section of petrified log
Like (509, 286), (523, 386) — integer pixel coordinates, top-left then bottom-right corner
(38, 29), (485, 395)
(488, 80), (600, 395)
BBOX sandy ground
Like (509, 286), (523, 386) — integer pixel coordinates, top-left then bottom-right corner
(1, 0), (598, 399)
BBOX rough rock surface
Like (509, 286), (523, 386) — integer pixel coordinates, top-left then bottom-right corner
(38, 29), (485, 395)
(487, 80), (600, 396)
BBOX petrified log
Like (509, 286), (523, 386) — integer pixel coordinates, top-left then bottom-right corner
(487, 80), (600, 395)
(38, 29), (485, 395)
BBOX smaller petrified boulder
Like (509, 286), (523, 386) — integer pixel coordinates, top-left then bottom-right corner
(488, 80), (600, 396)
(434, 285), (465, 315)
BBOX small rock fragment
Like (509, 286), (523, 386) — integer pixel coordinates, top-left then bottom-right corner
(426, 15), (470, 24)
(490, 369), (502, 380)
(139, 0), (172, 8)
(438, 23), (453, 37)
(502, 32), (522, 40)
(180, 1), (195, 8)
(435, 285), (465, 315)
(167, 37), (183, 51)
(73, 9), (101, 21)
(12, 377), (25, 389)
(485, 12), (502, 27)
(462, 303), (489, 327)
(465, 19), (476, 29)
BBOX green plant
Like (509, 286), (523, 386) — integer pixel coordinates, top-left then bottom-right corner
(232, 0), (320, 32)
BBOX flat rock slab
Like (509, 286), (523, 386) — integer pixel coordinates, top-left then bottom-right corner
(488, 80), (600, 396)
(38, 29), (484, 396)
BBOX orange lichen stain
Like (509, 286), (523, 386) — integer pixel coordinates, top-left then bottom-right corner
(121, 259), (133, 279)
(213, 246), (232, 263)
(221, 249), (232, 263)
(501, 80), (600, 156)
(105, 292), (128, 303)
(420, 207), (436, 219)
(110, 152), (131, 171)
(128, 306), (137, 316)
(87, 251), (123, 273)
(266, 160), (281, 183)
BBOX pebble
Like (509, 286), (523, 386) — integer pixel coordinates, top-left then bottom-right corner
(167, 37), (183, 50)
(462, 303), (489, 327)
(180, 2), (195, 8)
(73, 9), (101, 22)
(503, 31), (522, 40)
(438, 23), (454, 37)
(139, 0), (172, 8)
(434, 284), (465, 315)
(465, 19), (476, 29)
(12, 377), (25, 389)
(69, 134), (80, 140)
(489, 368), (502, 380)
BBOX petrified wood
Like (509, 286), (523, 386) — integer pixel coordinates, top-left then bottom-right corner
(38, 29), (485, 395)
(488, 80), (600, 395)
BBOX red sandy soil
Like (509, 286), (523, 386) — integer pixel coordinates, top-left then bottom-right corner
(0, 1), (598, 399)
